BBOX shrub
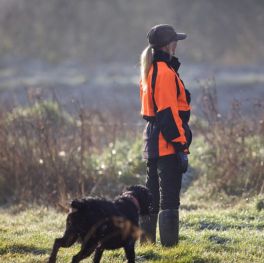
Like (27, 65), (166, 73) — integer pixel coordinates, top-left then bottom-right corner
(1, 84), (263, 205)
(191, 84), (264, 196)
(0, 100), (145, 205)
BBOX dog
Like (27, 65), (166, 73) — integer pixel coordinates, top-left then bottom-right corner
(48, 185), (151, 263)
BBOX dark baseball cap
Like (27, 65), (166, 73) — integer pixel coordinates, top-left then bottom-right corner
(147, 24), (187, 48)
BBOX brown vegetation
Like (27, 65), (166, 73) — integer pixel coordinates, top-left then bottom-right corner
(0, 84), (263, 206)
(0, 91), (144, 205)
(192, 81), (264, 195)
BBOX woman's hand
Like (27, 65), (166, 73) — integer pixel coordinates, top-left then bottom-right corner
(176, 152), (188, 173)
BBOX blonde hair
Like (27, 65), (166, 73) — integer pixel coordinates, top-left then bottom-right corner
(140, 42), (175, 87)
(140, 45), (153, 86)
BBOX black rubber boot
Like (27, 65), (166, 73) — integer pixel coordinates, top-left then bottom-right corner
(139, 214), (158, 244)
(159, 209), (179, 247)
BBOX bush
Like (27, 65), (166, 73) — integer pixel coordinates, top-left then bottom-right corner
(0, 100), (145, 205)
(1, 85), (263, 206)
(191, 84), (264, 196)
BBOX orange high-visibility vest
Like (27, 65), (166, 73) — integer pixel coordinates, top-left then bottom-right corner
(140, 50), (191, 159)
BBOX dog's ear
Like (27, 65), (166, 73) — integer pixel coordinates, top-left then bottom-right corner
(125, 185), (152, 215)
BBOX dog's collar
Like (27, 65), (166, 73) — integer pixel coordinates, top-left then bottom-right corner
(122, 191), (140, 211)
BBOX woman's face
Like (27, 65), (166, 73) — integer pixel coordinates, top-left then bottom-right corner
(170, 41), (177, 56)
(161, 41), (178, 56)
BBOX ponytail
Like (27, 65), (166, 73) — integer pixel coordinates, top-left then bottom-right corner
(140, 45), (153, 86)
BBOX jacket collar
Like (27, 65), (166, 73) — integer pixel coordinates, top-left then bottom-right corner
(153, 50), (181, 72)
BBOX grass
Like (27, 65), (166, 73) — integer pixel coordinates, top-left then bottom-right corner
(0, 200), (264, 263)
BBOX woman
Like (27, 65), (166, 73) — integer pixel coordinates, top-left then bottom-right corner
(139, 24), (192, 247)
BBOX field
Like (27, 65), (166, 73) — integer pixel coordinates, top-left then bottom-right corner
(1, 63), (263, 262)
(1, 197), (264, 263)
(1, 1), (264, 262)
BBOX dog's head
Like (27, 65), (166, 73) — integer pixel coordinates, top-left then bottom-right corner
(125, 185), (152, 216)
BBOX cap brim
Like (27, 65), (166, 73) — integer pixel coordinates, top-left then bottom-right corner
(176, 33), (187, 40)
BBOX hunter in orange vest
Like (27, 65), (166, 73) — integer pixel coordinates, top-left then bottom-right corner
(139, 24), (192, 247)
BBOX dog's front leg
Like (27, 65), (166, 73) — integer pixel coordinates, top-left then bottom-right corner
(48, 232), (78, 263)
(71, 243), (97, 263)
(48, 238), (61, 263)
(124, 241), (136, 263)
(92, 246), (104, 263)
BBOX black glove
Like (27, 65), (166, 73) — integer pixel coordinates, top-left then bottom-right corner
(172, 142), (189, 173)
(173, 142), (189, 152)
(176, 151), (188, 173)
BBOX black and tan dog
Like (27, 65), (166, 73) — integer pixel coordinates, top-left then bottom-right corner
(48, 185), (151, 263)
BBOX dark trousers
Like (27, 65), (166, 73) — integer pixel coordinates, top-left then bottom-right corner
(146, 155), (183, 214)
